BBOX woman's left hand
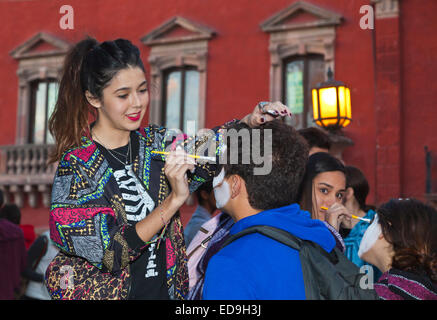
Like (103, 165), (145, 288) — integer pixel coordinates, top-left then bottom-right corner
(241, 101), (293, 128)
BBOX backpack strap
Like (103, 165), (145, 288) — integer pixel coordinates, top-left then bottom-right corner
(306, 240), (339, 265)
(221, 225), (339, 264)
(30, 234), (49, 270)
(220, 224), (378, 300)
(221, 225), (303, 251)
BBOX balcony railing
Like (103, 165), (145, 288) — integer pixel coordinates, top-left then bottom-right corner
(0, 144), (57, 208)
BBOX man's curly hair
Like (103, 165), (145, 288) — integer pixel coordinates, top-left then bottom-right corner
(221, 120), (309, 211)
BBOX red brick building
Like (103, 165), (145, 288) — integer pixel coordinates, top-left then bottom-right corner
(0, 0), (436, 233)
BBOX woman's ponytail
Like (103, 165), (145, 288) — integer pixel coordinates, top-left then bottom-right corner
(48, 37), (98, 163)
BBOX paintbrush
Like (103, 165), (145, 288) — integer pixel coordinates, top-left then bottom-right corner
(151, 150), (216, 162)
(320, 206), (371, 223)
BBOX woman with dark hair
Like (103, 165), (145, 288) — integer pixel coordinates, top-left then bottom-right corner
(359, 199), (437, 300)
(44, 36), (291, 300)
(298, 152), (352, 251)
(341, 166), (380, 279)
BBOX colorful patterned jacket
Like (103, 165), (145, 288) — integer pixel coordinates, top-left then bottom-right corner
(45, 123), (230, 300)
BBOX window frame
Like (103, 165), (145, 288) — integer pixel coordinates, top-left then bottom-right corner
(141, 16), (215, 131)
(260, 1), (342, 128)
(10, 33), (68, 145)
(162, 66), (199, 131)
(281, 54), (324, 129)
(28, 78), (58, 144)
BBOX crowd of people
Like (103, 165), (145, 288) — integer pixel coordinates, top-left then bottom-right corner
(0, 194), (59, 300)
(188, 124), (437, 300)
(0, 36), (436, 300)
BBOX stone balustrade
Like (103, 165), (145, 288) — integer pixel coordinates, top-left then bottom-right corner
(0, 144), (57, 208)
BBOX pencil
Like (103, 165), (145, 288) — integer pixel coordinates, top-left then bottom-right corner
(351, 215), (371, 223)
(151, 150), (216, 162)
(320, 206), (371, 223)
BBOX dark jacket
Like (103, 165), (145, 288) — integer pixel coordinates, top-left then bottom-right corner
(0, 218), (26, 299)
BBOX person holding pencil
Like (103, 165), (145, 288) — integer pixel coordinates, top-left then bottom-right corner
(340, 166), (381, 280)
(44, 36), (292, 300)
(297, 152), (353, 252)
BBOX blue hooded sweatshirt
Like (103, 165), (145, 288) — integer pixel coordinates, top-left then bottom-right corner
(202, 203), (336, 300)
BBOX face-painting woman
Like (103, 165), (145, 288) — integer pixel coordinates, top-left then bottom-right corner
(45, 37), (291, 300)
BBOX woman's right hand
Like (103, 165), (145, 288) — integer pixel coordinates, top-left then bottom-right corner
(325, 203), (352, 232)
(164, 149), (196, 207)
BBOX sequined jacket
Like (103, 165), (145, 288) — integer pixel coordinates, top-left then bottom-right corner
(45, 123), (231, 300)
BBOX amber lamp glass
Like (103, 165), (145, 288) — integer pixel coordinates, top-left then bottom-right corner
(312, 69), (352, 130)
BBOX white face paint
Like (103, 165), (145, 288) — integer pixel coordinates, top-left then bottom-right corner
(213, 167), (231, 209)
(358, 214), (382, 258)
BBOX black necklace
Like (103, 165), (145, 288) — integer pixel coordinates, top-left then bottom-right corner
(93, 131), (132, 166)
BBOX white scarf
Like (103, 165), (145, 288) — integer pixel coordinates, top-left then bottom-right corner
(358, 213), (382, 258)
